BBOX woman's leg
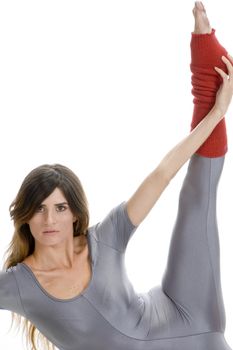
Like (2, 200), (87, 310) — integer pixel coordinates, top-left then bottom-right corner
(161, 155), (226, 331)
(161, 3), (228, 332)
(190, 3), (228, 158)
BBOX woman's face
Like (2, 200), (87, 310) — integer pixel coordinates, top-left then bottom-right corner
(27, 187), (77, 246)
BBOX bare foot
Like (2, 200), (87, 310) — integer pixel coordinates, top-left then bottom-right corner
(193, 1), (212, 34)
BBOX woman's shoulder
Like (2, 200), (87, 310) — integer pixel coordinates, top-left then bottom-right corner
(87, 201), (137, 252)
(0, 263), (23, 282)
(0, 264), (26, 314)
(0, 262), (29, 289)
(20, 256), (35, 270)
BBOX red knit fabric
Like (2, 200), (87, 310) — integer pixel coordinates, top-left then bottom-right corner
(190, 29), (228, 157)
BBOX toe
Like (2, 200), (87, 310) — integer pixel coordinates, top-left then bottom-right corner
(200, 2), (206, 11)
(197, 2), (204, 10)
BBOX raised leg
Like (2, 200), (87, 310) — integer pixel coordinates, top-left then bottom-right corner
(190, 2), (228, 157)
(161, 2), (228, 331)
(161, 154), (226, 331)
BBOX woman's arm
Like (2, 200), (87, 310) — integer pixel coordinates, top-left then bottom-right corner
(126, 55), (233, 227)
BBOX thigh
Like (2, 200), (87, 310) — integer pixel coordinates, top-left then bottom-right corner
(161, 154), (226, 332)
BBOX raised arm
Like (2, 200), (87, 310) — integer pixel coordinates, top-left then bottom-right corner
(126, 55), (233, 227)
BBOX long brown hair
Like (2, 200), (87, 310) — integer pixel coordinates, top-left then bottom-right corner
(3, 164), (89, 350)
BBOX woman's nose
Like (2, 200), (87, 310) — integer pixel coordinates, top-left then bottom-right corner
(44, 210), (56, 225)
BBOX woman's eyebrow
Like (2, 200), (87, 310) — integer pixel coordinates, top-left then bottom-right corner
(54, 202), (69, 206)
(40, 202), (69, 206)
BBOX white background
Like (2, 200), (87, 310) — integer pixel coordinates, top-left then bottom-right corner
(0, 0), (232, 349)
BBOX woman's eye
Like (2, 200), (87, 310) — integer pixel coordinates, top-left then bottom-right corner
(56, 205), (67, 212)
(36, 205), (44, 212)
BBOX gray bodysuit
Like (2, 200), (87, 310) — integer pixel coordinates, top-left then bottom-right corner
(0, 155), (232, 350)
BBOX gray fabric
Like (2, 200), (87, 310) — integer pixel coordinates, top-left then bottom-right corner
(0, 154), (232, 349)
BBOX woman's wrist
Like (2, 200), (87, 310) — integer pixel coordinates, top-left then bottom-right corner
(209, 105), (225, 123)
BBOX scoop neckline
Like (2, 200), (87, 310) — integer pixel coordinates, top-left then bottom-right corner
(19, 231), (95, 303)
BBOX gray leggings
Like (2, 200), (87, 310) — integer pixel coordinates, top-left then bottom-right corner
(162, 154), (226, 331)
(146, 153), (232, 348)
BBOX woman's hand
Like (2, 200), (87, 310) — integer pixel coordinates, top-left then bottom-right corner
(214, 54), (233, 117)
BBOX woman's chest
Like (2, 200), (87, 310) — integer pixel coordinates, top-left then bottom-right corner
(23, 247), (92, 300)
(39, 259), (92, 299)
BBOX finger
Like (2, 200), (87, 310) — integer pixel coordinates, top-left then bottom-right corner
(227, 53), (233, 64)
(221, 56), (233, 74)
(214, 66), (229, 80)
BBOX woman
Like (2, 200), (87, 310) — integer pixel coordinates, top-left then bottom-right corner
(0, 2), (233, 350)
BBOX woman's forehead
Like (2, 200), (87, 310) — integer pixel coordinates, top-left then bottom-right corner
(40, 187), (67, 204)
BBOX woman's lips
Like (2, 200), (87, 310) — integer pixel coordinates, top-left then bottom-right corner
(43, 230), (59, 235)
